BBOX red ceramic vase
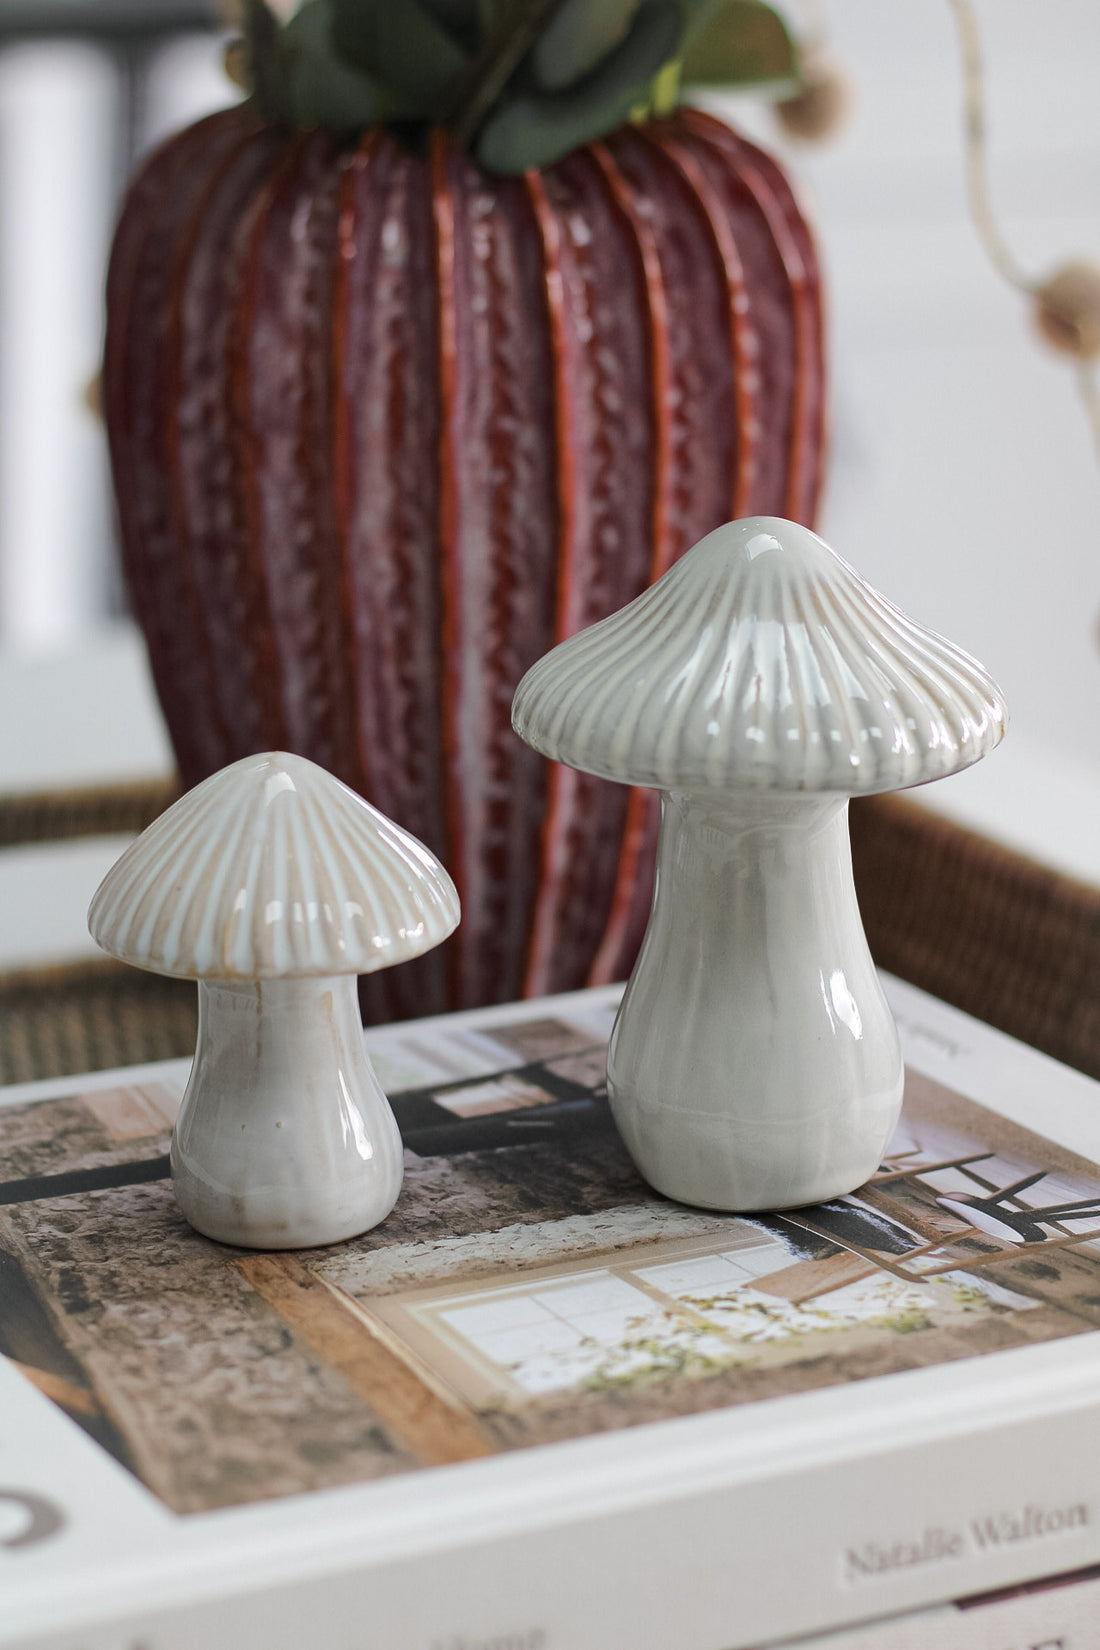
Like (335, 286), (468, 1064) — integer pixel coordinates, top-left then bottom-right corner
(104, 102), (826, 1022)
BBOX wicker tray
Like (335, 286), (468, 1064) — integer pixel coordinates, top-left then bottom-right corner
(1, 785), (1096, 1086)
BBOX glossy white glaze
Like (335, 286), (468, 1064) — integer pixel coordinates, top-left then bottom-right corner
(88, 750), (460, 979)
(89, 751), (459, 1249)
(512, 517), (1007, 795)
(607, 793), (903, 1209)
(172, 975), (404, 1248)
(512, 515), (1007, 1211)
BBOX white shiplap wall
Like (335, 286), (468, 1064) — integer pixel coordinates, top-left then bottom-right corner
(0, 29), (238, 649)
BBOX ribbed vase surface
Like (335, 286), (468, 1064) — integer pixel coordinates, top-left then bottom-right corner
(104, 105), (826, 1018)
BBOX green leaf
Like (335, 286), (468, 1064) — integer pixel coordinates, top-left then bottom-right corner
(418, 0), (483, 51)
(475, 0), (509, 33)
(246, 0), (293, 124)
(531, 0), (641, 93)
(477, 0), (683, 172)
(328, 0), (471, 105)
(679, 0), (796, 87)
(648, 56), (681, 114)
(280, 0), (396, 128)
(476, 91), (616, 173)
(279, 0), (332, 56)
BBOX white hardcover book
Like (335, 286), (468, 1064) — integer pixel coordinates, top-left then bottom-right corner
(777, 1562), (1100, 1648)
(3, 974), (1100, 1650)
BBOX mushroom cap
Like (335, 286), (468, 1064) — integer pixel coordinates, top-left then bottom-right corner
(88, 752), (460, 980)
(512, 517), (1007, 795)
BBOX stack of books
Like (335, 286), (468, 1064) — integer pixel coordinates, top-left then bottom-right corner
(3, 974), (1100, 1649)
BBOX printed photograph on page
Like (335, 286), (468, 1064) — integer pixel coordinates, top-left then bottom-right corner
(3, 994), (1100, 1515)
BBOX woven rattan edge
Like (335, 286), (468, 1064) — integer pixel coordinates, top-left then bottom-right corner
(0, 956), (196, 1087)
(852, 793), (1100, 1081)
(0, 775), (179, 849)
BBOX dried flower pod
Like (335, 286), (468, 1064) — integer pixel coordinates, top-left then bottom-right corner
(83, 371), (103, 422)
(774, 51), (852, 144)
(223, 37), (251, 92)
(1034, 261), (1100, 361)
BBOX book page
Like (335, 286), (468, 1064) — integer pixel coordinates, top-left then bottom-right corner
(3, 981), (1100, 1526)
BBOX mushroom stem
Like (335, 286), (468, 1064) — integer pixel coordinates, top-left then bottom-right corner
(171, 974), (404, 1248)
(606, 790), (904, 1211)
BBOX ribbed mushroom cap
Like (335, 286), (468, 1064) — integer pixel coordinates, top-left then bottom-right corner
(88, 752), (460, 980)
(512, 517), (1007, 794)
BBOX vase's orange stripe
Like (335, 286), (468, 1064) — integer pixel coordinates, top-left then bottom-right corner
(107, 111), (251, 782)
(520, 167), (578, 999)
(682, 110), (818, 524)
(655, 129), (758, 519)
(589, 142), (675, 581)
(166, 123), (279, 761)
(226, 135), (313, 753)
(332, 127), (384, 798)
(105, 109), (247, 493)
(527, 175), (578, 651)
(585, 142), (673, 991)
(732, 159), (813, 522)
(431, 131), (466, 1002)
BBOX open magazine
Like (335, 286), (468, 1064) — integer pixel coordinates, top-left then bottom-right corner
(3, 975), (1100, 1649)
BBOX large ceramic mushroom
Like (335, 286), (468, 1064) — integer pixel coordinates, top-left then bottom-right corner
(512, 517), (1007, 1211)
(88, 752), (459, 1248)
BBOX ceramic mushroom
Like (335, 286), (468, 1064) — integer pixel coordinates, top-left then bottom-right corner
(512, 517), (1007, 1212)
(88, 752), (460, 1248)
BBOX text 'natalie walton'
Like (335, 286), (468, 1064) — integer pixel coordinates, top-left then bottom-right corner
(845, 1502), (1089, 1583)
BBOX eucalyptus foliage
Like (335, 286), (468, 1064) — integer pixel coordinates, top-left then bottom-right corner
(248, 0), (798, 172)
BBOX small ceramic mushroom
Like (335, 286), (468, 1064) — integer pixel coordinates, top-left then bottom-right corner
(88, 752), (459, 1248)
(512, 517), (1007, 1211)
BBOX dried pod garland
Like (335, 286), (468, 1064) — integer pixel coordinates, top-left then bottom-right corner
(774, 49), (852, 145)
(1034, 263), (1100, 363)
(948, 0), (1100, 461)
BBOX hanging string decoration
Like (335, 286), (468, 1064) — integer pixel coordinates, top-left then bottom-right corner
(948, 0), (1100, 469)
